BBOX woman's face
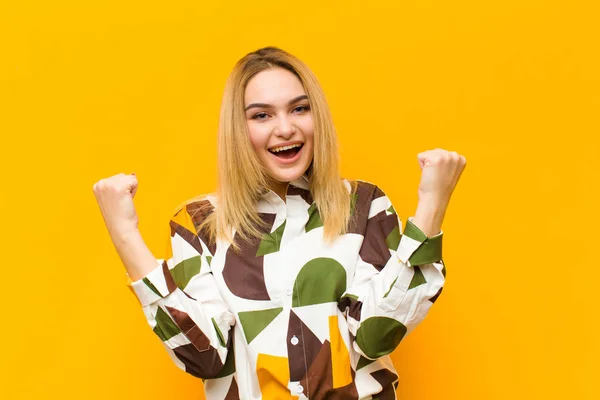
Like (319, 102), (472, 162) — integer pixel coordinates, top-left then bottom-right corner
(244, 67), (314, 189)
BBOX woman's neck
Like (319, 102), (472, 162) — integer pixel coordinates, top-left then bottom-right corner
(268, 179), (290, 202)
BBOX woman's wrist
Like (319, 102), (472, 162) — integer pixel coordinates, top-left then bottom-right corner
(110, 229), (158, 282)
(110, 226), (141, 248)
(412, 200), (446, 237)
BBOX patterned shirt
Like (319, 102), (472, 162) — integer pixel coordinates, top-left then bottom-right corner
(126, 176), (446, 399)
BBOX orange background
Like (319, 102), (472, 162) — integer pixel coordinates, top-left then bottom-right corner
(1, 1), (598, 399)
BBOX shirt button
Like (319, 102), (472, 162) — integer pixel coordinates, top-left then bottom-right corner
(291, 335), (299, 346)
(285, 288), (293, 296)
(296, 384), (304, 394)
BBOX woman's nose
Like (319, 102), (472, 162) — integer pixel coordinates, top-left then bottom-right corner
(274, 115), (296, 138)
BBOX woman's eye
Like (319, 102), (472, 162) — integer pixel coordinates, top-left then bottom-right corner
(293, 105), (310, 113)
(252, 112), (269, 120)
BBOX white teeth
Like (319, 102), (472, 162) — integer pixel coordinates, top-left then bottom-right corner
(270, 143), (302, 153)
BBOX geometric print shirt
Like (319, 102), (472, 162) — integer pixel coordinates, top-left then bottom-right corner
(126, 176), (446, 400)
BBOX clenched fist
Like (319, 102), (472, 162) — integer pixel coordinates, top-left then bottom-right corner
(417, 148), (467, 207)
(93, 173), (139, 243)
(411, 149), (466, 236)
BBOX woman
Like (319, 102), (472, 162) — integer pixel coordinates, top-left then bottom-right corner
(93, 46), (466, 399)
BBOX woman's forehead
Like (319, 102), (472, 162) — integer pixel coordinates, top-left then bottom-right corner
(244, 68), (306, 105)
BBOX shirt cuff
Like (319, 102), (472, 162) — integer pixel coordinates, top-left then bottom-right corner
(396, 217), (443, 267)
(126, 259), (179, 307)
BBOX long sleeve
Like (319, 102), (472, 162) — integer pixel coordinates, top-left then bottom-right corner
(339, 186), (446, 361)
(126, 203), (236, 379)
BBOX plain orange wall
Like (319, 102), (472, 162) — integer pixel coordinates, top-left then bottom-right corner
(1, 1), (598, 399)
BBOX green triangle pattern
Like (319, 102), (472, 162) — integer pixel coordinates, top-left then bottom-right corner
(385, 226), (401, 250)
(153, 306), (181, 342)
(306, 203), (324, 232)
(408, 266), (427, 289)
(142, 277), (162, 298)
(238, 307), (283, 344)
(387, 205), (396, 214)
(214, 343), (236, 378)
(170, 255), (202, 289)
(383, 277), (398, 298)
(256, 221), (287, 256)
(211, 317), (226, 347)
(357, 355), (376, 370)
(350, 192), (358, 216)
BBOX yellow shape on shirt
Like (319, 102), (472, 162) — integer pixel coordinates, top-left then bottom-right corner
(256, 353), (291, 398)
(329, 315), (353, 388)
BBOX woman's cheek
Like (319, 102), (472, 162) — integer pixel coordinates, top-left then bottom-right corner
(247, 125), (264, 149)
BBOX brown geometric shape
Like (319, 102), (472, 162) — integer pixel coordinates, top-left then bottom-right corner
(287, 310), (323, 381)
(165, 306), (211, 352)
(222, 213), (276, 300)
(299, 340), (358, 399)
(164, 305), (231, 379)
(337, 296), (363, 322)
(359, 210), (399, 271)
(370, 368), (399, 400)
(161, 260), (178, 294)
(170, 219), (204, 255)
(429, 287), (443, 303)
(372, 185), (386, 200)
(347, 181), (378, 235)
(224, 376), (240, 400)
(186, 200), (217, 255)
(287, 185), (314, 205)
(172, 342), (224, 379)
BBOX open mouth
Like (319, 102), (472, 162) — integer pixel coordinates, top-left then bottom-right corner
(268, 143), (304, 160)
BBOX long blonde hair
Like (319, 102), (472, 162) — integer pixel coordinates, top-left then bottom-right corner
(180, 46), (354, 250)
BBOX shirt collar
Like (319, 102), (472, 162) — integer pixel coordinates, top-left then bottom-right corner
(259, 174), (311, 202)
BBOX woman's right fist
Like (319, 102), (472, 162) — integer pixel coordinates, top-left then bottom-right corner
(93, 173), (139, 242)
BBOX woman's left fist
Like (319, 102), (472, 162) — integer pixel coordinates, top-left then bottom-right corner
(417, 148), (467, 207)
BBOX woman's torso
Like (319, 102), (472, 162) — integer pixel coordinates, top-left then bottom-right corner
(196, 177), (400, 399)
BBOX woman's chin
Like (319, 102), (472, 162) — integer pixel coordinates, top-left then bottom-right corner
(266, 168), (308, 185)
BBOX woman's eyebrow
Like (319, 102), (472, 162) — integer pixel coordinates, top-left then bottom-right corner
(244, 95), (308, 111)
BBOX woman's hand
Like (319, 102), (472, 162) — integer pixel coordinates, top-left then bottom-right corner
(412, 149), (467, 236)
(417, 149), (466, 206)
(93, 172), (139, 244)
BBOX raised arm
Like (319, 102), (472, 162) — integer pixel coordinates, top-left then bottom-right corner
(93, 173), (235, 379)
(339, 185), (446, 361)
(339, 149), (465, 361)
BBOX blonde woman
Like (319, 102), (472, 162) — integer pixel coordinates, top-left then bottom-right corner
(93, 46), (466, 399)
